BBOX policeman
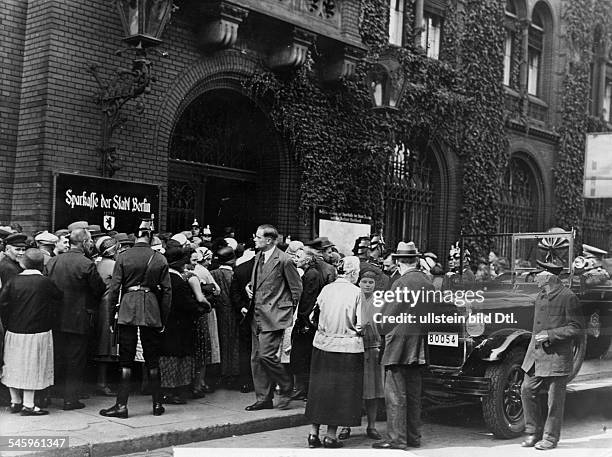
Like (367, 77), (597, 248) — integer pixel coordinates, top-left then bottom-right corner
(99, 219), (172, 418)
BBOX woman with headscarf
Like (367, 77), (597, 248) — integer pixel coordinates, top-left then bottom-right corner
(160, 246), (208, 404)
(188, 246), (220, 396)
(306, 256), (364, 449)
(94, 236), (119, 396)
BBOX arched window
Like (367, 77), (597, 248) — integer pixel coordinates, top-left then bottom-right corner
(528, 2), (552, 99)
(503, 0), (519, 87)
(498, 156), (542, 255)
(384, 140), (436, 251)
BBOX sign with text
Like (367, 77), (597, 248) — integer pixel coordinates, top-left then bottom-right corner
(316, 208), (372, 256)
(584, 133), (612, 198)
(53, 173), (160, 233)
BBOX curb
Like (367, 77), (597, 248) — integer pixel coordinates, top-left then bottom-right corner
(17, 412), (309, 457)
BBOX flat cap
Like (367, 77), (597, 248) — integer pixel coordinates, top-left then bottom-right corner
(5, 233), (28, 247)
(35, 231), (59, 246)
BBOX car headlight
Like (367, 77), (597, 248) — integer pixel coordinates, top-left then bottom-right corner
(466, 315), (485, 337)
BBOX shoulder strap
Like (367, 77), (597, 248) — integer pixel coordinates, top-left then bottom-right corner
(140, 252), (155, 286)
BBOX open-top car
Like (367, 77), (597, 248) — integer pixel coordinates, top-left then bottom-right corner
(423, 229), (612, 438)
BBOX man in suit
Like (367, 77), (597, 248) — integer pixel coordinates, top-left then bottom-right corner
(373, 241), (434, 450)
(245, 224), (302, 411)
(230, 252), (256, 393)
(46, 228), (106, 410)
(520, 260), (584, 450)
(99, 220), (171, 418)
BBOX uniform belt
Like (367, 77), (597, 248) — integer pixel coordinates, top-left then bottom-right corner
(126, 285), (151, 292)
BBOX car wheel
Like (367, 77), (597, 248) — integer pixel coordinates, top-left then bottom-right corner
(482, 347), (526, 439)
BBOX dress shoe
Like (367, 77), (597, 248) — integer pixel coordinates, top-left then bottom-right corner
(372, 441), (407, 450)
(191, 389), (206, 399)
(291, 390), (307, 401)
(535, 439), (557, 450)
(338, 427), (351, 440)
(63, 400), (86, 411)
(322, 437), (343, 448)
(245, 400), (273, 411)
(20, 406), (49, 416)
(99, 403), (128, 419)
(153, 403), (165, 416)
(276, 394), (293, 410)
(9, 403), (23, 414)
(202, 384), (215, 394)
(307, 434), (322, 448)
(240, 384), (254, 394)
(36, 396), (51, 408)
(521, 435), (543, 447)
(163, 394), (187, 405)
(94, 386), (117, 397)
(366, 428), (382, 440)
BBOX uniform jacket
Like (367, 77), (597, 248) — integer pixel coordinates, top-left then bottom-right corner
(0, 256), (22, 290)
(45, 247), (105, 335)
(108, 242), (172, 328)
(250, 247), (303, 332)
(377, 267), (434, 366)
(521, 280), (584, 377)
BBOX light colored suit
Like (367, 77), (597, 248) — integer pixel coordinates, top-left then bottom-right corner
(250, 246), (303, 402)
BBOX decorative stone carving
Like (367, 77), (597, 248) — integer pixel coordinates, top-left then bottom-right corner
(197, 1), (249, 50)
(320, 45), (365, 82)
(268, 27), (316, 70)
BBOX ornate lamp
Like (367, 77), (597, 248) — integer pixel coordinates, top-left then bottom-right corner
(89, 0), (175, 177)
(366, 60), (404, 111)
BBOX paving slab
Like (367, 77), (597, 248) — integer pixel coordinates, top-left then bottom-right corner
(0, 389), (308, 457)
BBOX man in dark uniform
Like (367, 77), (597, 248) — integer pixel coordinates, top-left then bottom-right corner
(46, 228), (106, 410)
(520, 260), (584, 450)
(373, 241), (434, 450)
(0, 233), (26, 289)
(100, 220), (171, 418)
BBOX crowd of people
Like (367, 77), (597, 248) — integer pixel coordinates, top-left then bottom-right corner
(0, 219), (585, 451)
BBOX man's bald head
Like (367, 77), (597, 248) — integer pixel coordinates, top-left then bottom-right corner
(20, 248), (44, 271)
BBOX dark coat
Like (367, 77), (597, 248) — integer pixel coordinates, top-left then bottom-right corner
(231, 258), (254, 319)
(377, 267), (434, 366)
(314, 258), (337, 286)
(521, 280), (584, 377)
(0, 256), (22, 289)
(45, 247), (105, 335)
(251, 247), (303, 332)
(108, 243), (172, 328)
(296, 265), (324, 329)
(161, 271), (200, 357)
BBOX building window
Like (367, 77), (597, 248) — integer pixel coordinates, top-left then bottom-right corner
(527, 9), (544, 96)
(604, 81), (612, 122)
(498, 157), (541, 256)
(503, 31), (513, 86)
(389, 0), (404, 46)
(384, 141), (434, 251)
(420, 11), (443, 59)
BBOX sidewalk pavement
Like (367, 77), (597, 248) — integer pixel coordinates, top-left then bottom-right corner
(0, 389), (309, 457)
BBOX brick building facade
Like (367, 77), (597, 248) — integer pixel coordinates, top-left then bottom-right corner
(1, 0), (610, 255)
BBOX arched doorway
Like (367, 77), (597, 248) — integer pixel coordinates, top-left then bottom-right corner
(166, 89), (283, 240)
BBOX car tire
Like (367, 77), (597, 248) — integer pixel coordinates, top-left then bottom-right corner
(482, 347), (526, 439)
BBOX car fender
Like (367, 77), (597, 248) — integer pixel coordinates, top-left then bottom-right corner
(475, 328), (531, 362)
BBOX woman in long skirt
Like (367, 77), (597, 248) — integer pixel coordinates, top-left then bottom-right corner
(305, 256), (363, 449)
(0, 249), (62, 416)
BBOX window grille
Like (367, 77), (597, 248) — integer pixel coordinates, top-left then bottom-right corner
(384, 141), (434, 251)
(167, 180), (195, 234)
(498, 158), (540, 258)
(584, 199), (609, 250)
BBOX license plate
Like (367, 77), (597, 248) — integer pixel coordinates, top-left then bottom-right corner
(428, 332), (459, 347)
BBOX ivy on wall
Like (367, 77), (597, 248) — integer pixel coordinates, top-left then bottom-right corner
(554, 0), (612, 237)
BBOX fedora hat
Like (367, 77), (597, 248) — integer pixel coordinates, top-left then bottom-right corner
(536, 259), (564, 275)
(305, 237), (335, 250)
(392, 241), (420, 258)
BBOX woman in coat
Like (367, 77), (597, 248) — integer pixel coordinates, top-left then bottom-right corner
(160, 246), (207, 404)
(305, 256), (363, 449)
